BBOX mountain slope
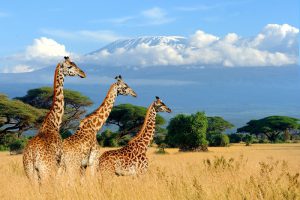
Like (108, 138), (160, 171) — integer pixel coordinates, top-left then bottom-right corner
(89, 36), (188, 54)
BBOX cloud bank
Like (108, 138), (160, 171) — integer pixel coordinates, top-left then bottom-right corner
(88, 24), (298, 68)
(0, 24), (298, 73)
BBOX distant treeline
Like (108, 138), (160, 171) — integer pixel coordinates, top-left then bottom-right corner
(1, 87), (300, 153)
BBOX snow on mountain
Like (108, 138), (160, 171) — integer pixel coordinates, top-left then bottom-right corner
(89, 36), (188, 54)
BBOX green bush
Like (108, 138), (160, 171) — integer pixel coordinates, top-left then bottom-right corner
(244, 134), (254, 146)
(9, 139), (27, 154)
(228, 133), (244, 143)
(208, 133), (230, 147)
(0, 145), (8, 151)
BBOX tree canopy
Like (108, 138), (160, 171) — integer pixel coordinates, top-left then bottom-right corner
(16, 87), (93, 133)
(237, 116), (300, 142)
(0, 94), (45, 138)
(105, 104), (166, 138)
(207, 116), (234, 133)
(166, 112), (208, 151)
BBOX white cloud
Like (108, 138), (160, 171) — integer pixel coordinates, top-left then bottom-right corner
(0, 37), (72, 73)
(0, 24), (298, 73)
(25, 37), (69, 58)
(2, 65), (34, 73)
(141, 7), (174, 25)
(190, 30), (219, 48)
(88, 24), (298, 68)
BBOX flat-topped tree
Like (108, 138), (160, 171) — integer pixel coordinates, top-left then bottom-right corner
(237, 116), (300, 142)
(0, 94), (45, 138)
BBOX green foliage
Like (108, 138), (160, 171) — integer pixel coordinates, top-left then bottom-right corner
(106, 104), (165, 138)
(97, 129), (119, 147)
(166, 112), (208, 151)
(228, 133), (245, 143)
(16, 87), (93, 133)
(207, 116), (234, 133)
(154, 127), (167, 146)
(238, 116), (300, 142)
(244, 134), (254, 146)
(9, 138), (27, 154)
(208, 132), (230, 147)
(0, 94), (45, 138)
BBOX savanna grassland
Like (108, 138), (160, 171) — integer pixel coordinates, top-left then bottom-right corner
(0, 144), (299, 200)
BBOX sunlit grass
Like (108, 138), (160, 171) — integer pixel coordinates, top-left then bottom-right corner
(0, 143), (299, 200)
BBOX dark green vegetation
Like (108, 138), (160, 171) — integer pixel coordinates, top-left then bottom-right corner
(0, 87), (92, 153)
(237, 116), (300, 143)
(166, 112), (208, 151)
(1, 88), (300, 153)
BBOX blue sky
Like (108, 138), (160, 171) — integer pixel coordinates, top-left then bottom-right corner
(0, 0), (299, 54)
(0, 0), (299, 73)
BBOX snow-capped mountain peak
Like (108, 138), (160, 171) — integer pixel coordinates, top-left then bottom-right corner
(89, 36), (188, 54)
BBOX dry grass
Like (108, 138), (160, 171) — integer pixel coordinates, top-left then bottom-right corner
(0, 143), (299, 200)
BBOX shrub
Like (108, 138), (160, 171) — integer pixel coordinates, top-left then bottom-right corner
(9, 139), (27, 154)
(0, 145), (8, 151)
(208, 133), (230, 147)
(228, 133), (244, 143)
(244, 134), (254, 146)
(156, 143), (168, 154)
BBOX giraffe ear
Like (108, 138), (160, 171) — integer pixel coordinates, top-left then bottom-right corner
(118, 75), (122, 79)
(155, 96), (160, 100)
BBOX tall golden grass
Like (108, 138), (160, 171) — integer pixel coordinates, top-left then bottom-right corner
(0, 143), (299, 200)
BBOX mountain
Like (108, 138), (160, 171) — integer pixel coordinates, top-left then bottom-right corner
(0, 36), (299, 128)
(88, 36), (188, 54)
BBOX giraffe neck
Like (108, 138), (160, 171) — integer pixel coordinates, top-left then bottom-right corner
(129, 103), (157, 152)
(40, 64), (65, 134)
(78, 83), (118, 135)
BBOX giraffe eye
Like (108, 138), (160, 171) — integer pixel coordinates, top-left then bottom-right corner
(67, 66), (72, 69)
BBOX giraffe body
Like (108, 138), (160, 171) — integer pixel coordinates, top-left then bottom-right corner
(23, 57), (85, 183)
(61, 76), (137, 177)
(98, 97), (171, 176)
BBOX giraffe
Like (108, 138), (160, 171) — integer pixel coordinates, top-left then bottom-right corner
(60, 75), (137, 177)
(97, 96), (171, 176)
(23, 56), (86, 183)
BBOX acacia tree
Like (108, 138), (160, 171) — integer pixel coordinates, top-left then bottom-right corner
(206, 116), (233, 147)
(237, 116), (300, 142)
(207, 116), (234, 133)
(16, 87), (93, 134)
(105, 104), (166, 139)
(0, 94), (45, 138)
(166, 112), (208, 151)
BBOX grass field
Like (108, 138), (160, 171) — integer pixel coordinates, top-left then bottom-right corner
(0, 143), (299, 200)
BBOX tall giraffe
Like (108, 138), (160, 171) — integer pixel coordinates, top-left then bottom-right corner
(23, 57), (86, 183)
(97, 96), (171, 176)
(61, 75), (137, 177)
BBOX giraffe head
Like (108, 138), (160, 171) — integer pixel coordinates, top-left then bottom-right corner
(154, 96), (172, 113)
(115, 75), (137, 97)
(60, 56), (86, 78)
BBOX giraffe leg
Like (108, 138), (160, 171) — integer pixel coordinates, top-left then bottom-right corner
(88, 147), (100, 176)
